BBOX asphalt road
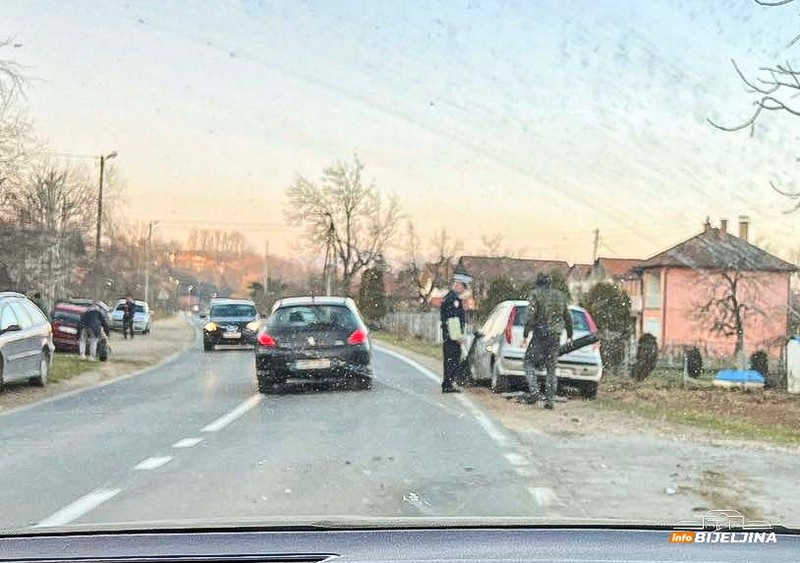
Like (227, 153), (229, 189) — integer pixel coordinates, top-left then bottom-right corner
(0, 334), (556, 530)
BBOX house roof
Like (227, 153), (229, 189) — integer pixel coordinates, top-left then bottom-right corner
(595, 257), (642, 280)
(635, 227), (797, 273)
(568, 263), (593, 280)
(457, 256), (571, 283)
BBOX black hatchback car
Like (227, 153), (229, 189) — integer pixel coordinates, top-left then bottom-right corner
(202, 298), (261, 351)
(0, 292), (55, 389)
(254, 296), (372, 393)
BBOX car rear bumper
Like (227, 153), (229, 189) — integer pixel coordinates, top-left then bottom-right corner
(256, 347), (371, 380)
(499, 355), (602, 381)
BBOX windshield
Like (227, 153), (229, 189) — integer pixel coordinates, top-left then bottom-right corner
(210, 304), (257, 318)
(3, 0), (800, 537)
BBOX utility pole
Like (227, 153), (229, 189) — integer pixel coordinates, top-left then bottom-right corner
(95, 151), (118, 267)
(144, 221), (158, 304)
(323, 213), (336, 296)
(592, 229), (600, 262)
(263, 240), (270, 301)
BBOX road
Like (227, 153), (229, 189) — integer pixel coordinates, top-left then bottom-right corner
(0, 334), (558, 530)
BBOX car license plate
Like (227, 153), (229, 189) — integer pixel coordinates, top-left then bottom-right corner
(294, 358), (331, 370)
(58, 326), (78, 334)
(223, 332), (241, 339)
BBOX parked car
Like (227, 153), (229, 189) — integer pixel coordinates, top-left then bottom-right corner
(464, 300), (602, 398)
(51, 302), (89, 352)
(0, 292), (55, 389)
(254, 296), (372, 393)
(66, 298), (111, 325)
(110, 299), (152, 334)
(202, 298), (260, 351)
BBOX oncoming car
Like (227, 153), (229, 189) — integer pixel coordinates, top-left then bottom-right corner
(202, 298), (260, 351)
(110, 300), (152, 335)
(465, 301), (602, 398)
(254, 296), (372, 393)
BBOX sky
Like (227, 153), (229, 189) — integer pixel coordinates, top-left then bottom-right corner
(6, 0), (800, 265)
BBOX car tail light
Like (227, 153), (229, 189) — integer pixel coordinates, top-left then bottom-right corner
(584, 312), (600, 351)
(258, 333), (276, 347)
(348, 329), (367, 345)
(505, 308), (517, 344)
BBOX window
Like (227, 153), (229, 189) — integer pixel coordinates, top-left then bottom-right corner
(0, 305), (19, 331)
(644, 271), (662, 309)
(644, 318), (661, 344)
(269, 305), (357, 331)
(22, 301), (47, 325)
(211, 304), (257, 317)
(10, 302), (34, 329)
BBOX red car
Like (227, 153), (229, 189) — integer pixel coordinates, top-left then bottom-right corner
(51, 303), (88, 352)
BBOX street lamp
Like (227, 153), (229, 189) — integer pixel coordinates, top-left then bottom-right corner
(95, 151), (118, 266)
(144, 220), (160, 305)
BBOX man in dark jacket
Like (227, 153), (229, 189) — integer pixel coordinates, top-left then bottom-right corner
(522, 273), (573, 409)
(80, 304), (110, 360)
(440, 270), (471, 393)
(122, 296), (136, 339)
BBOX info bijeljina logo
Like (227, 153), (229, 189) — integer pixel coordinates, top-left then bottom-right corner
(668, 510), (777, 544)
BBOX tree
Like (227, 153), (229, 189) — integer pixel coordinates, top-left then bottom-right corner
(477, 276), (517, 321)
(397, 222), (461, 311)
(582, 282), (632, 373)
(0, 38), (31, 197)
(358, 267), (387, 321)
(286, 156), (401, 295)
(695, 270), (766, 361)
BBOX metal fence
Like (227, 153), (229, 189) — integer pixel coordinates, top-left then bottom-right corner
(383, 311), (444, 345)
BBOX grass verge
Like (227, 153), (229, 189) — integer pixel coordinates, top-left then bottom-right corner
(49, 355), (94, 384)
(372, 331), (442, 361)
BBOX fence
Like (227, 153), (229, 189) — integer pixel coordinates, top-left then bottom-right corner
(383, 311), (446, 345)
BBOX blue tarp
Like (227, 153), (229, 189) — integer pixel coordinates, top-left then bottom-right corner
(714, 369), (765, 384)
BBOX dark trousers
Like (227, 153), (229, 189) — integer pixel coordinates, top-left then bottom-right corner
(524, 332), (560, 404)
(123, 316), (134, 339)
(442, 340), (461, 390)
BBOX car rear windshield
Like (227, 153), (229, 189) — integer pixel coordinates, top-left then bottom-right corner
(53, 310), (81, 324)
(512, 306), (591, 332)
(269, 305), (358, 331)
(211, 304), (256, 317)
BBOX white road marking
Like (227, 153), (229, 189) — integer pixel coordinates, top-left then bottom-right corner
(201, 394), (263, 433)
(35, 488), (121, 527)
(504, 452), (529, 466)
(528, 486), (558, 506)
(374, 346), (511, 448)
(134, 456), (173, 471)
(172, 437), (203, 449)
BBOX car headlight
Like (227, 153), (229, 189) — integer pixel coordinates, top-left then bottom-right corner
(246, 321), (260, 332)
(204, 322), (217, 332)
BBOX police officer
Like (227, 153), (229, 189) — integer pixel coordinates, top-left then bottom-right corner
(440, 270), (471, 393)
(522, 273), (573, 409)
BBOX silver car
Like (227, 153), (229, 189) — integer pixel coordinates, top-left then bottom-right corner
(0, 292), (55, 389)
(465, 300), (603, 398)
(110, 299), (152, 335)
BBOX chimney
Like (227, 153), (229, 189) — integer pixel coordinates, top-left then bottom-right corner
(738, 215), (750, 241)
(720, 219), (728, 233)
(703, 216), (712, 232)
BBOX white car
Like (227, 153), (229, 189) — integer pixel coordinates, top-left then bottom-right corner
(110, 299), (152, 335)
(464, 300), (603, 398)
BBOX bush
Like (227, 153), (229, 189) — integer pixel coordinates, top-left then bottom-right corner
(631, 333), (658, 382)
(749, 350), (772, 386)
(685, 346), (703, 378)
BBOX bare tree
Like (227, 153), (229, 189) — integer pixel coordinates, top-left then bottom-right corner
(695, 270), (766, 360)
(286, 156), (402, 294)
(0, 38), (31, 196)
(481, 233), (504, 257)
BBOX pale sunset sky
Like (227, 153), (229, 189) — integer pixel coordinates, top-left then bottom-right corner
(6, 0), (800, 265)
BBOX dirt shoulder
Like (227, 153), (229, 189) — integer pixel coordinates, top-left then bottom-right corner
(0, 314), (197, 414)
(373, 336), (800, 524)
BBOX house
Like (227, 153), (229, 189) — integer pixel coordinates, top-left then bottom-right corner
(633, 217), (797, 360)
(455, 255), (571, 303)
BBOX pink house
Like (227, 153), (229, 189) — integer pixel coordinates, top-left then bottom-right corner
(634, 218), (796, 360)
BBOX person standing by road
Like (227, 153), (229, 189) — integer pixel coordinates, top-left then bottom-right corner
(521, 273), (573, 409)
(440, 270), (472, 394)
(79, 304), (110, 360)
(122, 296), (136, 339)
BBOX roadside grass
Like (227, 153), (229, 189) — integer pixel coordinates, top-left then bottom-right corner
(372, 331), (442, 361)
(598, 369), (800, 445)
(49, 354), (93, 383)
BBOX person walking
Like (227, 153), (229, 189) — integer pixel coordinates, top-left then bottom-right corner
(79, 304), (110, 360)
(122, 296), (136, 339)
(440, 270), (472, 393)
(521, 273), (573, 409)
